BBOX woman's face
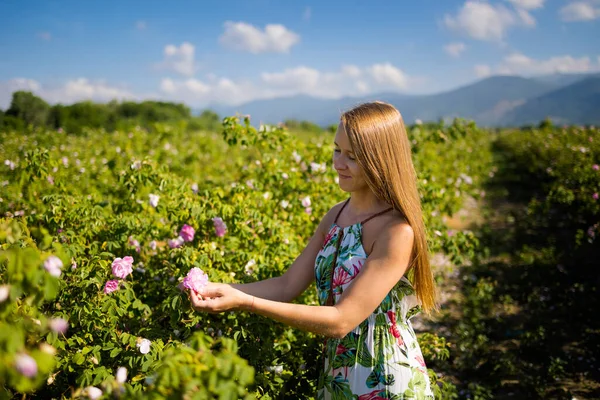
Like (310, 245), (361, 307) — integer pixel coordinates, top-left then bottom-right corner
(333, 123), (369, 193)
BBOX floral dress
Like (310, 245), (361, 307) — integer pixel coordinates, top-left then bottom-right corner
(314, 200), (434, 399)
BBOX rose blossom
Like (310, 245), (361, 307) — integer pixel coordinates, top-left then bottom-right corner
(86, 386), (103, 400)
(0, 285), (9, 302)
(104, 280), (119, 294)
(44, 256), (63, 277)
(112, 256), (133, 279)
(182, 267), (209, 293)
(48, 317), (69, 334)
(116, 366), (128, 383)
(301, 196), (311, 208)
(179, 224), (195, 242)
(128, 236), (140, 253)
(137, 338), (151, 354)
(212, 217), (227, 237)
(148, 194), (159, 208)
(15, 353), (37, 377)
(593, 164), (599, 171)
(168, 236), (185, 249)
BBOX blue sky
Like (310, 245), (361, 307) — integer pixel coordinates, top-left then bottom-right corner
(1, 0), (598, 109)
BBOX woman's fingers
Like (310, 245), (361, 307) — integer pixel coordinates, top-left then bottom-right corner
(190, 289), (221, 312)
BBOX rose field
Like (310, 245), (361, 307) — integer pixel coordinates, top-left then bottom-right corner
(1, 116), (599, 399)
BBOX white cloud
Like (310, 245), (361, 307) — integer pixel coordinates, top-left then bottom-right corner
(368, 63), (409, 89)
(136, 21), (147, 30)
(444, 42), (467, 57)
(56, 79), (136, 102)
(444, 0), (543, 41)
(0, 78), (42, 109)
(559, 1), (600, 21)
(506, 0), (545, 10)
(0, 78), (137, 109)
(219, 21), (300, 54)
(445, 1), (516, 41)
(1, 63), (414, 110)
(474, 64), (492, 77)
(341, 65), (361, 77)
(159, 42), (197, 76)
(494, 53), (600, 75)
(516, 8), (536, 26)
(159, 63), (414, 106)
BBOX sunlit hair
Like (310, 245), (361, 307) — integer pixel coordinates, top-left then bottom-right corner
(340, 101), (438, 314)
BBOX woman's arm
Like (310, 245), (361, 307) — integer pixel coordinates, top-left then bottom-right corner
(192, 221), (415, 339)
(229, 277), (288, 303)
(228, 205), (337, 303)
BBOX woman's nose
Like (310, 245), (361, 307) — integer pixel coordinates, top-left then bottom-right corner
(333, 157), (346, 170)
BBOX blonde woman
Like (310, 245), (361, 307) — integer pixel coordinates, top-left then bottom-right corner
(191, 102), (437, 399)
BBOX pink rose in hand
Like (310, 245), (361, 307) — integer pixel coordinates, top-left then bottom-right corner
(182, 267), (209, 293)
(112, 256), (133, 279)
(179, 224), (195, 242)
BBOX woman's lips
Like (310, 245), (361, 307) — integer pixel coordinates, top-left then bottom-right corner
(338, 173), (351, 179)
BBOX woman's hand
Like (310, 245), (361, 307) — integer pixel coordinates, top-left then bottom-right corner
(189, 282), (252, 313)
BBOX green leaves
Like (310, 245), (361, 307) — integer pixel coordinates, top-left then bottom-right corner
(0, 114), (504, 398)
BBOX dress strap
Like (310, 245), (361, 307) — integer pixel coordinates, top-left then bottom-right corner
(360, 206), (394, 225)
(333, 198), (350, 224)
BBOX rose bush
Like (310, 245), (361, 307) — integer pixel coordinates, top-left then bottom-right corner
(0, 115), (493, 398)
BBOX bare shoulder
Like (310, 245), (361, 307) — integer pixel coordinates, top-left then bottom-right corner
(380, 212), (414, 243)
(317, 199), (348, 231)
(362, 210), (413, 255)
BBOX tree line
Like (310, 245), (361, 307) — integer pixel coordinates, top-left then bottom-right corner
(0, 91), (222, 134)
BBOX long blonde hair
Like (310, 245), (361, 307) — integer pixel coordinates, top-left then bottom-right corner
(340, 101), (438, 314)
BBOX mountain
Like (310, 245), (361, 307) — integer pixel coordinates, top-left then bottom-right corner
(503, 75), (600, 126)
(202, 73), (599, 127)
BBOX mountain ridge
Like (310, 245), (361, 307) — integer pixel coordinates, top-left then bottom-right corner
(203, 73), (599, 127)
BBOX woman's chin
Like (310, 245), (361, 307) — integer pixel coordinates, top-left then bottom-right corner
(337, 181), (352, 192)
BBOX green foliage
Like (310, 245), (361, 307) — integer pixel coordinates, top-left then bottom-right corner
(6, 91), (50, 128)
(283, 119), (324, 134)
(0, 115), (492, 398)
(0, 218), (65, 393)
(442, 124), (600, 399)
(1, 92), (215, 135)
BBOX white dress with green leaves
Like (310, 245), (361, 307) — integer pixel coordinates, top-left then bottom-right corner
(314, 218), (434, 400)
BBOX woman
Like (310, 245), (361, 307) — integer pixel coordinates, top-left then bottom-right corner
(190, 101), (437, 399)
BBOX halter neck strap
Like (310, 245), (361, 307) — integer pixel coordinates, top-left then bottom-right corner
(333, 198), (394, 226)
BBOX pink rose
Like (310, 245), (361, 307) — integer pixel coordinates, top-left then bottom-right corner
(15, 353), (37, 378)
(104, 280), (119, 294)
(179, 224), (195, 242)
(594, 193), (599, 200)
(182, 267), (209, 293)
(168, 237), (185, 249)
(592, 164), (599, 171)
(112, 256), (133, 279)
(128, 236), (140, 253)
(44, 256), (63, 277)
(212, 217), (227, 237)
(48, 317), (69, 334)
